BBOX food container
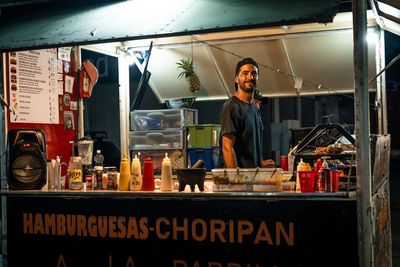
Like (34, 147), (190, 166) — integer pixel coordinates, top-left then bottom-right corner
(187, 147), (219, 170)
(129, 130), (184, 149)
(211, 168), (283, 192)
(131, 108), (197, 130)
(187, 124), (220, 147)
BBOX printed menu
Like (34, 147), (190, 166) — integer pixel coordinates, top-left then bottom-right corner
(8, 49), (61, 124)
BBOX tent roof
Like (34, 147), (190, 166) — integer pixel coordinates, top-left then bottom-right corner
(0, 0), (341, 52)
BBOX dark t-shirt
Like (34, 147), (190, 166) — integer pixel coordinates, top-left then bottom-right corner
(219, 96), (264, 168)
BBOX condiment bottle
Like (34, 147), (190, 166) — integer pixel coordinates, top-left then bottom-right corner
(317, 157), (330, 192)
(47, 160), (55, 191)
(314, 158), (323, 191)
(296, 158), (311, 191)
(119, 155), (131, 191)
(68, 156), (83, 190)
(130, 154), (142, 191)
(106, 167), (118, 190)
(161, 152), (173, 191)
(55, 156), (62, 190)
(142, 154), (155, 191)
(93, 150), (104, 190)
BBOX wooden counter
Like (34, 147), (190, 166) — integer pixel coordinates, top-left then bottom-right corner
(1, 190), (359, 267)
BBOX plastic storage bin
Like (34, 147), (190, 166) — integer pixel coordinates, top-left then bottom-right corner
(130, 130), (185, 150)
(131, 108), (197, 131)
(187, 147), (219, 170)
(187, 124), (220, 147)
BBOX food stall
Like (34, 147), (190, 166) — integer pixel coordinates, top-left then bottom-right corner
(0, 0), (394, 266)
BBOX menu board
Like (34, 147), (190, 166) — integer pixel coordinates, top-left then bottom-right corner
(8, 49), (61, 124)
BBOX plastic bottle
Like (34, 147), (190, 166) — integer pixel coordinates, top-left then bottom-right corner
(47, 160), (56, 191)
(130, 154), (142, 191)
(85, 167), (94, 190)
(94, 166), (103, 190)
(94, 150), (104, 167)
(296, 158), (311, 191)
(161, 152), (173, 191)
(93, 150), (104, 190)
(314, 158), (323, 191)
(68, 156), (83, 190)
(317, 157), (330, 192)
(142, 154), (155, 191)
(119, 155), (131, 191)
(55, 156), (62, 190)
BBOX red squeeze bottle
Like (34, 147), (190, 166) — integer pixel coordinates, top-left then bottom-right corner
(314, 158), (323, 192)
(142, 155), (155, 191)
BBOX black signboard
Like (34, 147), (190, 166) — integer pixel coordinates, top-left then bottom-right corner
(6, 194), (358, 267)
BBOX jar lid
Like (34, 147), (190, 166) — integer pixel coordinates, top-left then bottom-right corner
(104, 166), (117, 171)
(70, 156), (81, 161)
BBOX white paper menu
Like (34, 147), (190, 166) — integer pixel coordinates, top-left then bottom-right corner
(8, 49), (60, 124)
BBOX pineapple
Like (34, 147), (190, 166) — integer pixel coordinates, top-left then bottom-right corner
(176, 58), (201, 93)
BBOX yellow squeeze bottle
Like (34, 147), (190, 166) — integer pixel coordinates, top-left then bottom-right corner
(119, 155), (131, 191)
(296, 158), (311, 192)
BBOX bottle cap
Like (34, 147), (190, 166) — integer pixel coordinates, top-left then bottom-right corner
(94, 165), (103, 171)
(163, 152), (170, 161)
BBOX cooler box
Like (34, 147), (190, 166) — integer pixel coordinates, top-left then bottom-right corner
(187, 124), (220, 147)
(187, 147), (219, 170)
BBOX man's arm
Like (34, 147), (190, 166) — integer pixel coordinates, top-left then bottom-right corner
(222, 133), (237, 168)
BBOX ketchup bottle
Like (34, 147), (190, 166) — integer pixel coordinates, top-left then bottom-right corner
(142, 154), (155, 191)
(314, 158), (323, 191)
(317, 158), (330, 192)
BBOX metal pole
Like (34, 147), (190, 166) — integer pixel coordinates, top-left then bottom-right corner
(353, 0), (373, 266)
(76, 48), (84, 139)
(375, 27), (388, 135)
(1, 53), (7, 266)
(118, 54), (130, 158)
(379, 28), (388, 135)
(375, 27), (383, 134)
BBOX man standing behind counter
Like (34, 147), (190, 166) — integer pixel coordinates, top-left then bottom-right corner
(219, 57), (265, 168)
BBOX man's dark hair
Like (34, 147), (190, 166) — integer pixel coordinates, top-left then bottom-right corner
(235, 57), (258, 76)
(234, 57), (259, 91)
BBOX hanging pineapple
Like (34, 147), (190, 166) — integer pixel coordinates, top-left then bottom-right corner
(176, 58), (201, 93)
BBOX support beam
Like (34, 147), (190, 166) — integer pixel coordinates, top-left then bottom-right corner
(203, 45), (231, 97)
(118, 55), (130, 158)
(353, 1), (373, 266)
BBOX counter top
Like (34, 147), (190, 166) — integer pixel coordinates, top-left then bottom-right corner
(0, 189), (356, 200)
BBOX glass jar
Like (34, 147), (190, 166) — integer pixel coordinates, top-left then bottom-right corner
(68, 156), (83, 190)
(105, 166), (118, 190)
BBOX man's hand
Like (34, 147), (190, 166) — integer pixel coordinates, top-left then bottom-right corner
(261, 159), (275, 168)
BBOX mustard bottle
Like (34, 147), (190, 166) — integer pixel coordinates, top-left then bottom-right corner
(119, 155), (131, 191)
(296, 158), (311, 192)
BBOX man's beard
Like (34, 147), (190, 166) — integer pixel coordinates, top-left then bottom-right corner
(239, 80), (256, 93)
